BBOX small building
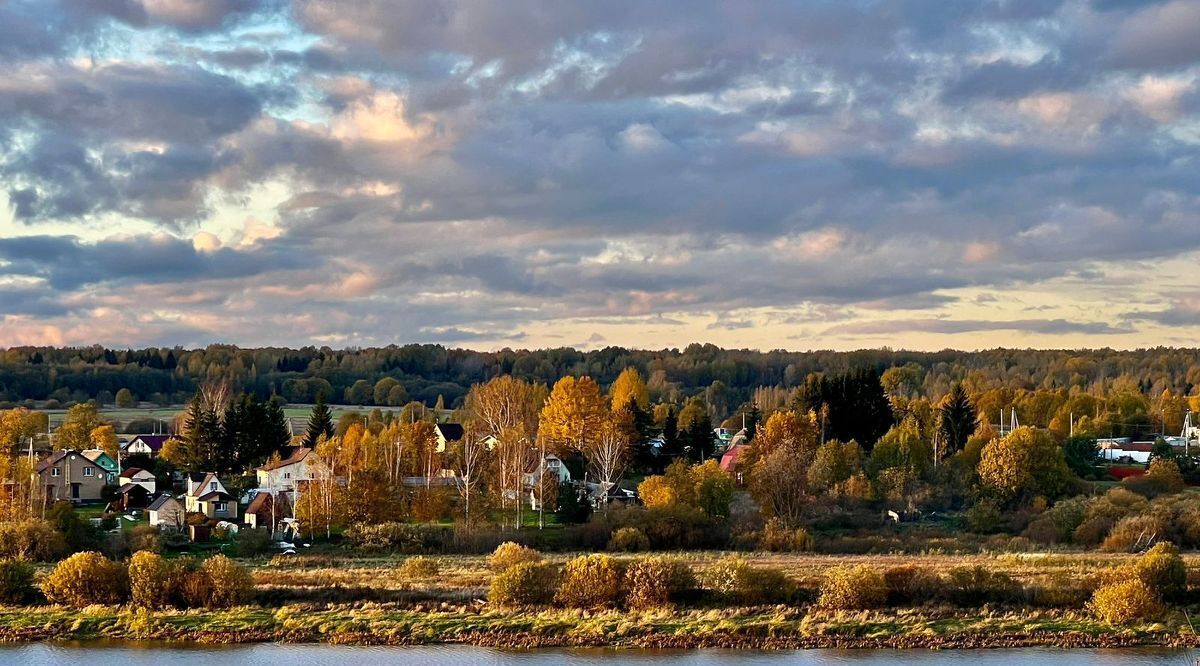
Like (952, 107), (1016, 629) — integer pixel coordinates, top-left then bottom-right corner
(433, 423), (465, 453)
(185, 472), (238, 521)
(124, 434), (171, 457)
(119, 467), (156, 494)
(81, 449), (119, 484)
(522, 454), (572, 488)
(719, 443), (748, 474)
(255, 447), (326, 493)
(114, 482), (152, 510)
(148, 494), (186, 530)
(244, 490), (293, 531)
(36, 450), (107, 503)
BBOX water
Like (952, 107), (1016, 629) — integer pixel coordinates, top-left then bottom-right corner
(0, 644), (1192, 665)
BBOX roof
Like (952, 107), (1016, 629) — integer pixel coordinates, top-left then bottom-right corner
(188, 472), (221, 496)
(197, 490), (232, 502)
(36, 450), (101, 474)
(128, 434), (171, 452)
(148, 494), (181, 511)
(121, 467), (154, 478)
(81, 450), (115, 464)
(246, 491), (292, 516)
(117, 482), (150, 495)
(719, 443), (748, 472)
(435, 423), (464, 441)
(258, 447), (312, 472)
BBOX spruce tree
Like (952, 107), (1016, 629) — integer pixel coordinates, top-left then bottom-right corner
(304, 392), (334, 448)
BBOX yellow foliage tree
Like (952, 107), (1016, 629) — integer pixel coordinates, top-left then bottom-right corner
(978, 426), (1071, 503)
(609, 367), (650, 411)
(537, 376), (606, 457)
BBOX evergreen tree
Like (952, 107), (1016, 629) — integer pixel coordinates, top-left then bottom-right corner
(939, 383), (976, 454)
(660, 406), (683, 461)
(685, 412), (715, 462)
(554, 481), (591, 524)
(744, 404), (761, 441)
(304, 392), (334, 448)
(183, 397), (223, 472)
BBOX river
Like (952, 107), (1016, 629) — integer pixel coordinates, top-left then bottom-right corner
(0, 644), (1193, 665)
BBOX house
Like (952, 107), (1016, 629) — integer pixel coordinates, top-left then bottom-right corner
(148, 494), (186, 530)
(185, 472), (238, 521)
(586, 482), (637, 509)
(255, 447), (327, 493)
(119, 467), (156, 494)
(36, 450), (107, 503)
(719, 443), (749, 483)
(81, 449), (119, 484)
(244, 490), (292, 531)
(114, 482), (152, 510)
(433, 423), (465, 453)
(522, 454), (572, 488)
(125, 434), (171, 457)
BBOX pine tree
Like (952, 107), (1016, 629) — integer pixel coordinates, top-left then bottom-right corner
(660, 407), (682, 461)
(304, 392), (334, 448)
(939, 383), (976, 454)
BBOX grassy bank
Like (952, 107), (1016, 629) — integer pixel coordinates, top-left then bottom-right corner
(0, 602), (1195, 649)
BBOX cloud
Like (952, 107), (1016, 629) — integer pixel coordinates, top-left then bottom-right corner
(823, 318), (1134, 337)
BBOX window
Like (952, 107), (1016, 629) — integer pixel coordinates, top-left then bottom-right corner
(52, 468), (61, 477)
(214, 502), (227, 514)
(284, 472), (291, 480)
(83, 468), (94, 477)
(210, 481), (218, 491)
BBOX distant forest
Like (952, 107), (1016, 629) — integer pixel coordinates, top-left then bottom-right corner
(3, 344), (1200, 419)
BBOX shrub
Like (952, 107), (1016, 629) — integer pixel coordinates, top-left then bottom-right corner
(1031, 571), (1093, 608)
(703, 555), (795, 605)
(624, 557), (695, 609)
(129, 525), (162, 554)
(818, 565), (887, 610)
(489, 562), (558, 607)
(237, 528), (272, 557)
(0, 559), (35, 604)
(883, 565), (940, 606)
(1072, 516), (1115, 546)
(0, 520), (66, 561)
(128, 551), (172, 609)
(1100, 515), (1166, 552)
(943, 565), (1019, 606)
(608, 527), (651, 552)
(41, 551), (129, 606)
(964, 500), (1005, 534)
(202, 555), (254, 608)
(1131, 542), (1186, 600)
(487, 542), (542, 571)
(556, 554), (625, 608)
(1089, 579), (1162, 624)
(345, 522), (430, 553)
(1146, 459), (1185, 493)
(760, 518), (815, 552)
(399, 555), (440, 579)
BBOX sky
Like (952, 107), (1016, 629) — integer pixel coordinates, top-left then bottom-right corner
(1, 0), (1199, 352)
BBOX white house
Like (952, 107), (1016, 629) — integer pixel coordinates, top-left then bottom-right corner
(255, 447), (328, 493)
(148, 494), (185, 530)
(185, 472), (237, 520)
(433, 423), (465, 453)
(119, 467), (156, 494)
(125, 434), (171, 457)
(522, 453), (572, 487)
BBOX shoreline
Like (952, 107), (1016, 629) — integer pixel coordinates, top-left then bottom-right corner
(0, 604), (1195, 650)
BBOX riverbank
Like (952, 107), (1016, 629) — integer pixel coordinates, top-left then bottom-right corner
(0, 603), (1196, 649)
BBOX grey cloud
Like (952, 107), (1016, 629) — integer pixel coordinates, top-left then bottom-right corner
(823, 318), (1134, 337)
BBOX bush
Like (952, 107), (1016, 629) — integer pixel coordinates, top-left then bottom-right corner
(943, 565), (1019, 606)
(624, 557), (696, 609)
(760, 518), (815, 552)
(1089, 579), (1162, 624)
(41, 551), (129, 606)
(128, 550), (172, 609)
(883, 565), (940, 606)
(489, 562), (558, 607)
(608, 527), (651, 553)
(555, 554), (625, 608)
(703, 555), (795, 605)
(345, 522), (431, 553)
(1131, 542), (1186, 600)
(129, 525), (162, 554)
(399, 555), (440, 579)
(237, 528), (272, 557)
(818, 565), (887, 610)
(201, 555), (254, 608)
(0, 520), (66, 561)
(487, 542), (542, 571)
(0, 559), (35, 604)
(964, 500), (1005, 534)
(1100, 515), (1167, 552)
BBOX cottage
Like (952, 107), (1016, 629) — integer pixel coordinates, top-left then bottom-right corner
(124, 434), (171, 457)
(522, 453), (572, 487)
(114, 482), (152, 510)
(255, 447), (327, 493)
(185, 472), (238, 521)
(81, 449), (119, 484)
(119, 467), (156, 494)
(244, 490), (292, 531)
(36, 450), (107, 503)
(433, 423), (465, 453)
(148, 494), (186, 530)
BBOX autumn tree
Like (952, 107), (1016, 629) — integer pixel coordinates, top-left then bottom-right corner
(89, 425), (120, 461)
(54, 403), (106, 451)
(978, 426), (1072, 504)
(115, 388), (137, 408)
(584, 416), (631, 498)
(537, 376), (606, 457)
(807, 440), (863, 492)
(749, 446), (810, 527)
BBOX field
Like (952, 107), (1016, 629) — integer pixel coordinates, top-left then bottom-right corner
(6, 549), (1200, 648)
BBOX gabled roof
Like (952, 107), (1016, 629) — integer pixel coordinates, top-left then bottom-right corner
(117, 482), (150, 495)
(128, 434), (171, 452)
(719, 443), (748, 472)
(434, 423), (464, 442)
(148, 494), (181, 511)
(188, 472), (223, 496)
(36, 450), (102, 473)
(121, 467), (154, 478)
(258, 447), (312, 472)
(81, 450), (116, 465)
(246, 490), (292, 516)
(197, 490), (232, 502)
